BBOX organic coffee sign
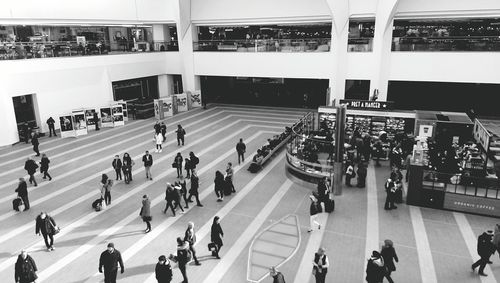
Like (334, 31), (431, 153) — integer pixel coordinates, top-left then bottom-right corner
(339, 99), (394, 111)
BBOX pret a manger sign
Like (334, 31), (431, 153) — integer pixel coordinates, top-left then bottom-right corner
(339, 99), (394, 111)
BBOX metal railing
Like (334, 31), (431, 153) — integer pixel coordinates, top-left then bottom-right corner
(193, 38), (331, 52)
(392, 36), (500, 51)
(348, 37), (373, 52)
(0, 40), (178, 60)
(422, 170), (500, 199)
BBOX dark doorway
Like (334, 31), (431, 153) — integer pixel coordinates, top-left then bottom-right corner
(112, 76), (159, 102)
(12, 95), (37, 127)
(200, 76), (328, 108)
(345, 79), (370, 100)
(173, 75), (183, 94)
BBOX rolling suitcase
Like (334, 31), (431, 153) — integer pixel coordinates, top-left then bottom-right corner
(324, 197), (335, 213)
(223, 180), (232, 196)
(13, 198), (22, 211)
(394, 188), (403, 203)
(92, 198), (103, 211)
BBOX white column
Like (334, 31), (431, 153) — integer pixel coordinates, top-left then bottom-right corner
(176, 0), (200, 93)
(369, 0), (400, 101)
(158, 74), (174, 97)
(326, 0), (350, 105)
(0, 86), (19, 146)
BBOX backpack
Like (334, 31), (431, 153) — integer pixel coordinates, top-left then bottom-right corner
(191, 156), (199, 165)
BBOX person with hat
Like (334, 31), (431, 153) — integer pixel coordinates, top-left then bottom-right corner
(380, 239), (399, 283)
(308, 195), (322, 232)
(15, 249), (38, 283)
(155, 255), (172, 283)
(366, 250), (385, 283)
(312, 247), (329, 283)
(99, 242), (124, 283)
(472, 229), (496, 276)
(269, 266), (285, 283)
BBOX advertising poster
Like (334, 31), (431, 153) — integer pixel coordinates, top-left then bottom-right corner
(59, 115), (76, 138)
(112, 105), (125, 126)
(418, 125), (433, 138)
(100, 107), (114, 128)
(119, 101), (128, 121)
(85, 109), (96, 126)
(163, 97), (173, 117)
(154, 99), (163, 120)
(176, 93), (188, 112)
(191, 90), (202, 108)
(73, 111), (88, 136)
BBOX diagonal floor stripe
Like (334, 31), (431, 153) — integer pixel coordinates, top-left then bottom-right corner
(409, 206), (438, 283)
(364, 164), (380, 281)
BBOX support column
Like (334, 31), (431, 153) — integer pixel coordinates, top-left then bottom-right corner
(0, 86), (19, 146)
(158, 74), (173, 98)
(326, 0), (350, 105)
(369, 0), (400, 101)
(176, 0), (200, 93)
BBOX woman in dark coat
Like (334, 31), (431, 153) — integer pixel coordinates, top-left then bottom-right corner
(214, 171), (225, 202)
(381, 240), (398, 283)
(122, 153), (133, 182)
(210, 216), (224, 259)
(187, 171), (203, 207)
(174, 153), (183, 178)
(15, 250), (38, 283)
(24, 157), (38, 187)
(140, 195), (152, 233)
(15, 178), (30, 211)
(184, 158), (192, 179)
(357, 162), (367, 188)
(155, 255), (172, 283)
(39, 153), (52, 181)
(35, 212), (58, 251)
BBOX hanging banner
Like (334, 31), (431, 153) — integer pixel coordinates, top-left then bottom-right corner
(85, 109), (97, 126)
(176, 93), (188, 112)
(118, 101), (128, 121)
(72, 110), (88, 136)
(112, 105), (125, 126)
(154, 99), (164, 120)
(100, 107), (114, 128)
(191, 90), (202, 108)
(163, 97), (174, 117)
(59, 115), (76, 138)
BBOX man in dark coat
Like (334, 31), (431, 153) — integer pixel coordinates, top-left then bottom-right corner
(357, 162), (367, 188)
(236, 138), (246, 164)
(112, 155), (122, 181)
(35, 212), (57, 251)
(384, 178), (397, 210)
(24, 157), (38, 187)
(31, 133), (40, 156)
(187, 171), (203, 207)
(46, 117), (57, 137)
(15, 178), (30, 211)
(22, 122), (31, 144)
(160, 122), (167, 141)
(99, 243), (124, 283)
(366, 251), (385, 283)
(93, 112), (100, 131)
(472, 230), (496, 276)
(15, 250), (38, 283)
(155, 255), (172, 283)
(176, 124), (186, 146)
(142, 151), (153, 180)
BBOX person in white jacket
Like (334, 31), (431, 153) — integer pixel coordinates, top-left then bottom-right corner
(155, 132), (163, 153)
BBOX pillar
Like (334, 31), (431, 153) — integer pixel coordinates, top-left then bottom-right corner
(0, 86), (19, 146)
(369, 0), (400, 101)
(158, 74), (175, 97)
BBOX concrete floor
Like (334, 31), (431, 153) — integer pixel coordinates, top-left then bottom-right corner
(0, 105), (499, 283)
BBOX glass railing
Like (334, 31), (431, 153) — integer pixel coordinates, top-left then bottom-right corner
(193, 38), (331, 52)
(392, 36), (500, 51)
(0, 40), (178, 60)
(348, 37), (373, 52)
(422, 170), (500, 199)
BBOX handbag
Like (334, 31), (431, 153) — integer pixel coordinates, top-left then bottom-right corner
(172, 162), (177, 168)
(208, 242), (217, 252)
(49, 218), (60, 235)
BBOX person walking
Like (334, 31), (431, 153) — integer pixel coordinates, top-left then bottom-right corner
(312, 247), (329, 283)
(184, 222), (201, 265)
(24, 157), (38, 187)
(187, 171), (203, 207)
(225, 162), (235, 193)
(189, 152), (199, 177)
(176, 124), (186, 146)
(155, 255), (172, 283)
(99, 243), (124, 283)
(384, 177), (397, 210)
(174, 153), (183, 178)
(210, 216), (224, 259)
(345, 162), (355, 187)
(308, 195), (322, 232)
(357, 162), (367, 188)
(172, 182), (185, 213)
(154, 121), (161, 135)
(380, 239), (398, 283)
(269, 266), (285, 283)
(140, 195), (152, 233)
(100, 174), (113, 206)
(155, 132), (163, 153)
(35, 212), (58, 251)
(142, 150), (153, 180)
(184, 158), (192, 179)
(214, 171), (225, 202)
(366, 251), (386, 283)
(15, 250), (38, 283)
(46, 116), (57, 137)
(22, 122), (31, 144)
(39, 153), (52, 181)
(112, 155), (122, 181)
(160, 122), (167, 141)
(163, 183), (177, 216)
(179, 176), (189, 209)
(122, 153), (134, 183)
(175, 237), (190, 283)
(93, 112), (100, 131)
(316, 177), (330, 205)
(15, 178), (30, 211)
(472, 230), (496, 276)
(236, 138), (246, 164)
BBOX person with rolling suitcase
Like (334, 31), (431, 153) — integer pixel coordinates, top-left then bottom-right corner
(210, 216), (224, 259)
(15, 178), (29, 211)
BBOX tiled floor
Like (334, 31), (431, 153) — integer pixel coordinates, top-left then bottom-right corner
(0, 105), (499, 283)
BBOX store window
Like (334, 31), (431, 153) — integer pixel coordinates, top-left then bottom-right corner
(345, 80), (370, 100)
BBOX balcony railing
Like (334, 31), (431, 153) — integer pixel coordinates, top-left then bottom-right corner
(193, 38), (331, 52)
(348, 37), (373, 52)
(392, 36), (500, 52)
(0, 40), (178, 60)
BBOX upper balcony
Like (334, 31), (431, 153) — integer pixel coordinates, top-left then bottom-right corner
(193, 38), (330, 52)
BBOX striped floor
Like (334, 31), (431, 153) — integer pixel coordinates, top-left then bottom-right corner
(0, 105), (499, 283)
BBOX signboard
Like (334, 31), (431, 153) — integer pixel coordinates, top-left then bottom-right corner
(59, 115), (76, 138)
(444, 193), (500, 217)
(176, 93), (188, 112)
(163, 97), (174, 117)
(85, 109), (97, 126)
(339, 99), (394, 111)
(190, 90), (202, 108)
(72, 110), (88, 136)
(418, 125), (434, 138)
(100, 107), (114, 128)
(119, 101), (128, 121)
(154, 99), (163, 120)
(474, 119), (491, 152)
(112, 105), (124, 126)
